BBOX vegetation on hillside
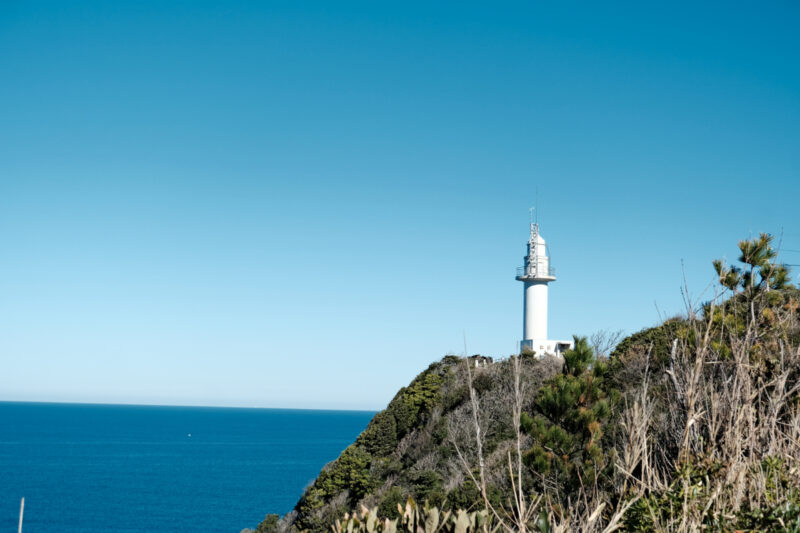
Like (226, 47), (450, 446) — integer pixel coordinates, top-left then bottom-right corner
(248, 234), (799, 532)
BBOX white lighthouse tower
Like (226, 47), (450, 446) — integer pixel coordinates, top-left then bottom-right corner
(515, 220), (573, 356)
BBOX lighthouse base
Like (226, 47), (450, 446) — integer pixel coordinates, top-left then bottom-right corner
(520, 339), (574, 358)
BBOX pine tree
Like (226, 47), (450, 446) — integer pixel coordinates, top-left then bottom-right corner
(521, 336), (614, 498)
(712, 233), (792, 295)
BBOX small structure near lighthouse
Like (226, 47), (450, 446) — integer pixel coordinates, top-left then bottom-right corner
(516, 220), (573, 356)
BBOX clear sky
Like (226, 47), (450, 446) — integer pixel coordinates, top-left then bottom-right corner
(1, 1), (799, 410)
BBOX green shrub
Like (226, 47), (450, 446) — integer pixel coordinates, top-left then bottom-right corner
(255, 513), (279, 533)
(377, 486), (406, 519)
(432, 416), (449, 445)
(624, 458), (800, 532)
(295, 445), (374, 530)
(610, 319), (686, 367)
(441, 384), (468, 412)
(522, 336), (615, 496)
(320, 445), (374, 502)
(371, 456), (402, 479)
(357, 410), (397, 457)
(384, 367), (448, 439)
(446, 479), (481, 510)
(409, 470), (445, 507)
(471, 372), (493, 395)
(386, 390), (414, 436)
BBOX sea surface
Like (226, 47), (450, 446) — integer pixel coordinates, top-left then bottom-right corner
(0, 402), (374, 532)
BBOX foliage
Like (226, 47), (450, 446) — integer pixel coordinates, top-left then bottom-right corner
(706, 236), (797, 370)
(408, 470), (445, 508)
(470, 372), (493, 396)
(357, 411), (397, 457)
(378, 486), (407, 520)
(294, 445), (374, 531)
(332, 498), (502, 533)
(610, 318), (687, 367)
(617, 234), (800, 532)
(382, 366), (446, 439)
(521, 336), (615, 497)
(398, 371), (445, 432)
(446, 480), (481, 511)
(321, 445), (374, 501)
(255, 514), (280, 533)
(713, 232), (792, 294)
(624, 459), (800, 532)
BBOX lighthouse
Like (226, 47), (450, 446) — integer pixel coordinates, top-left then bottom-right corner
(515, 221), (573, 356)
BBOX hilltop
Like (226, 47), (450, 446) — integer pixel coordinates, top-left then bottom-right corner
(249, 234), (800, 532)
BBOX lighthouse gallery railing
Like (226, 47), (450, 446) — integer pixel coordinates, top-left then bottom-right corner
(516, 266), (556, 278)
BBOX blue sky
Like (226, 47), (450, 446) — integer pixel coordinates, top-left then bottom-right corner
(1, 1), (798, 410)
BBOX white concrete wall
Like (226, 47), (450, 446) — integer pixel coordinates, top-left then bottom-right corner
(523, 280), (548, 341)
(521, 339), (574, 357)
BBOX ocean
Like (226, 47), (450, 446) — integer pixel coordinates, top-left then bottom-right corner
(0, 402), (374, 532)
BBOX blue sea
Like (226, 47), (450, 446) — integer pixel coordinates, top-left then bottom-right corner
(0, 402), (374, 532)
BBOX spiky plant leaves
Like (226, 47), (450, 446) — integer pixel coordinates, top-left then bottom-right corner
(424, 506), (440, 533)
(366, 507), (377, 532)
(535, 512), (552, 533)
(453, 510), (470, 533)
